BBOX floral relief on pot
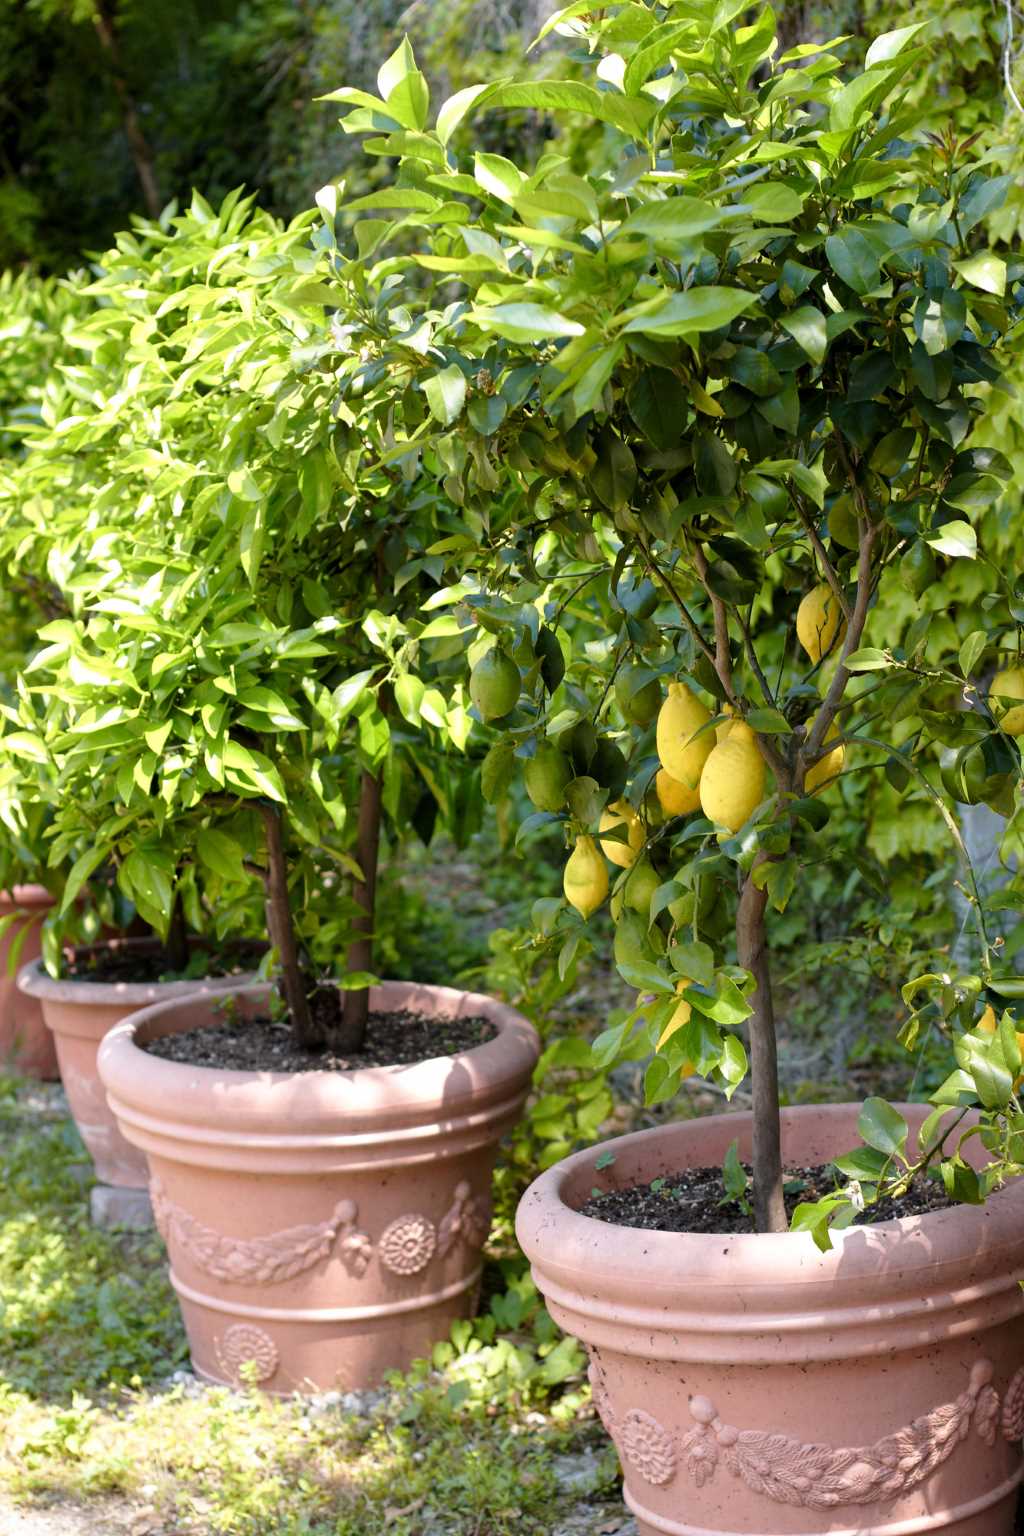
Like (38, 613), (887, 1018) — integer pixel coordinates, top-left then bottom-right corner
(378, 1214), (437, 1275)
(216, 1323), (279, 1385)
(150, 1177), (373, 1283)
(592, 1354), (1008, 1507)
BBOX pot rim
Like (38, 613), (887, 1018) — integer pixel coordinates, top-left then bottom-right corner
(0, 884), (55, 912)
(17, 939), (261, 1007)
(97, 979), (540, 1139)
(516, 1104), (1024, 1283)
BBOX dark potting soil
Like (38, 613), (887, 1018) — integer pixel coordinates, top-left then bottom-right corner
(143, 1005), (497, 1072)
(578, 1161), (956, 1236)
(64, 946), (261, 986)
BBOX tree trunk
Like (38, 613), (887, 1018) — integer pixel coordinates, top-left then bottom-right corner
(736, 864), (787, 1233)
(166, 891), (189, 973)
(333, 770), (383, 1054)
(91, 0), (162, 217)
(258, 803), (318, 1049)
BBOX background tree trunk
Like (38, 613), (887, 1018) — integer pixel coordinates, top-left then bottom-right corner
(334, 769), (383, 1054)
(258, 803), (318, 1049)
(91, 0), (162, 217)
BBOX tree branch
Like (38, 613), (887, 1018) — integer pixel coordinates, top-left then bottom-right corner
(801, 516), (879, 777)
(737, 857), (787, 1233)
(792, 493), (852, 623)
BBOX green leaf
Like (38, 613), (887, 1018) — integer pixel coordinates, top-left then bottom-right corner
(959, 630), (987, 678)
(423, 364), (467, 425)
(864, 22), (926, 65)
(196, 828), (247, 883)
(481, 742), (516, 803)
(223, 740), (286, 802)
(745, 707), (791, 734)
(59, 846), (107, 917)
(617, 960), (675, 995)
(953, 253), (1006, 297)
(778, 306), (827, 364)
(619, 198), (727, 241)
(825, 228), (881, 294)
(668, 941), (715, 987)
(927, 521), (977, 559)
(621, 287), (757, 337)
(845, 647), (891, 671)
(857, 1097), (909, 1161)
(469, 303), (584, 341)
(626, 369), (687, 450)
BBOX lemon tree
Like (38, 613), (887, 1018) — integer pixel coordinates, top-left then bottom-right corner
(0, 193), (476, 1051)
(330, 6), (1024, 1233)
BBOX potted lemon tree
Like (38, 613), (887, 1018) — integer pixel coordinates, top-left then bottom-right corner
(330, 9), (1024, 1531)
(0, 191), (539, 1387)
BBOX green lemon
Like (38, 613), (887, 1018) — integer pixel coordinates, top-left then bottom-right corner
(469, 649), (520, 722)
(616, 665), (662, 727)
(524, 740), (572, 813)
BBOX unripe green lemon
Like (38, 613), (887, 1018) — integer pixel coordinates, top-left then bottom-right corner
(524, 740), (572, 812)
(828, 492), (859, 551)
(616, 666), (662, 726)
(469, 648), (520, 721)
(900, 542), (937, 599)
(614, 912), (653, 968)
(624, 858), (661, 917)
(563, 836), (608, 919)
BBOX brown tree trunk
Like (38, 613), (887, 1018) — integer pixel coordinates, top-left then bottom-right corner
(333, 770), (383, 1054)
(737, 863), (787, 1233)
(91, 0), (162, 217)
(166, 891), (188, 973)
(258, 803), (318, 1049)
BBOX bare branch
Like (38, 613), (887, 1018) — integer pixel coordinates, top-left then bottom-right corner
(691, 542), (734, 695)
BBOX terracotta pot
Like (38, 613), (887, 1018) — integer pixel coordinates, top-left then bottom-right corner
(516, 1103), (1024, 1536)
(19, 941), (258, 1188)
(97, 980), (539, 1393)
(0, 886), (58, 1079)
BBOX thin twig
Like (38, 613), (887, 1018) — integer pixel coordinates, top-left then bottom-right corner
(1004, 0), (1024, 116)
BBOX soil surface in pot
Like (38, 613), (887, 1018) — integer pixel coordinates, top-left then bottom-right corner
(144, 1007), (497, 1072)
(64, 946), (261, 986)
(579, 1161), (955, 1235)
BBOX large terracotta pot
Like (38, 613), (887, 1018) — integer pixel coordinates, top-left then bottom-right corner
(19, 941), (258, 1188)
(516, 1103), (1024, 1536)
(0, 886), (58, 1079)
(97, 980), (539, 1393)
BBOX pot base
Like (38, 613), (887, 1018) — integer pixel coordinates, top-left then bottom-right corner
(183, 1265), (481, 1395)
(89, 1183), (154, 1230)
(627, 1471), (1022, 1536)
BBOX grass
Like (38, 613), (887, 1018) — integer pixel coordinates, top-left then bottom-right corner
(0, 1076), (620, 1536)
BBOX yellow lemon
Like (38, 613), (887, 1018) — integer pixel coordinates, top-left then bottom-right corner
(991, 667), (1024, 735)
(805, 721), (846, 794)
(563, 836), (608, 919)
(656, 767), (701, 817)
(797, 584), (847, 664)
(599, 799), (644, 868)
(699, 720), (766, 833)
(656, 681), (713, 789)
